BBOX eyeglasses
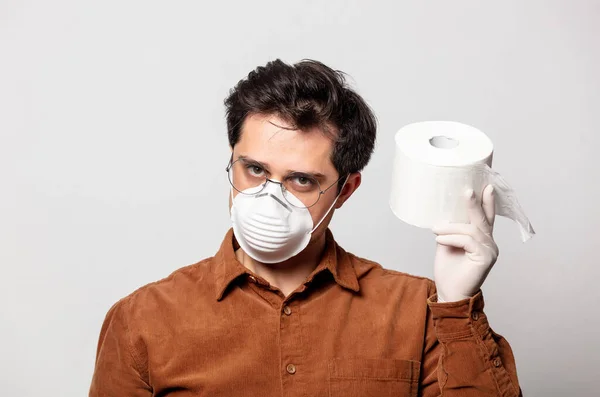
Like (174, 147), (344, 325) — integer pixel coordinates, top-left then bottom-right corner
(226, 155), (345, 209)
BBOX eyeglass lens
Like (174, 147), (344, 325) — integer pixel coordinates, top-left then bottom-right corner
(228, 159), (323, 208)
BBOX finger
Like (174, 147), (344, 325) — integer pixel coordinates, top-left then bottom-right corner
(465, 189), (492, 234)
(432, 223), (486, 241)
(435, 234), (479, 254)
(481, 184), (495, 229)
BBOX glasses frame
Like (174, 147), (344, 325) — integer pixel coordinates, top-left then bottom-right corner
(226, 155), (345, 209)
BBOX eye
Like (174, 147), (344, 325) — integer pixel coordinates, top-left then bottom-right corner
(295, 176), (311, 185)
(289, 175), (317, 190)
(246, 165), (265, 177)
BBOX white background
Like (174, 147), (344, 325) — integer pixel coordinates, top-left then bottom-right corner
(1, 1), (598, 395)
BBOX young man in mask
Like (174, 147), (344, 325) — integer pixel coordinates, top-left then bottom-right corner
(90, 60), (522, 397)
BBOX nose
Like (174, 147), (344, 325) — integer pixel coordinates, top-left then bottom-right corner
(255, 181), (291, 211)
(255, 192), (291, 212)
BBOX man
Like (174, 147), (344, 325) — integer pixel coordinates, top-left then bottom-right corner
(90, 59), (521, 396)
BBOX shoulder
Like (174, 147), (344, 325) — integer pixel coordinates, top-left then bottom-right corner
(347, 251), (435, 296)
(109, 256), (216, 318)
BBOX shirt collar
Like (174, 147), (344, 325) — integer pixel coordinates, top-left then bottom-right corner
(214, 228), (360, 301)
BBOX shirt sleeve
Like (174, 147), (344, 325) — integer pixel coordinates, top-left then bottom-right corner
(418, 281), (522, 397)
(89, 297), (152, 396)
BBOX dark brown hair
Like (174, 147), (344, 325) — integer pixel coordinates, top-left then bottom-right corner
(224, 59), (377, 188)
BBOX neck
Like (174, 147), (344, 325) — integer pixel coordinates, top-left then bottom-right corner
(235, 232), (328, 297)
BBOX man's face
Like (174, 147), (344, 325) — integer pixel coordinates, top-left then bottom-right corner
(229, 113), (346, 239)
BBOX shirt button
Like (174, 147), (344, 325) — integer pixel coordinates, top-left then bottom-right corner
(248, 275), (257, 283)
(472, 312), (479, 321)
(286, 364), (296, 374)
(493, 358), (502, 367)
(283, 305), (292, 316)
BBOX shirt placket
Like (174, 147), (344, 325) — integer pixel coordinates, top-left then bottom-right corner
(246, 276), (309, 397)
(279, 296), (306, 397)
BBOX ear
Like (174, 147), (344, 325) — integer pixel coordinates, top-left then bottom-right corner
(335, 172), (361, 209)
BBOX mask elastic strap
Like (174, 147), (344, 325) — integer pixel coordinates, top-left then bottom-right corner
(310, 175), (350, 233)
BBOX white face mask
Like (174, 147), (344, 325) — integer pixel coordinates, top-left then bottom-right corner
(230, 179), (345, 264)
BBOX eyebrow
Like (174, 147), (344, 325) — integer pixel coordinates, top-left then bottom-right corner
(237, 155), (326, 179)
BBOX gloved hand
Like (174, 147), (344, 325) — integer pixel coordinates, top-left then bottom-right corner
(432, 184), (499, 303)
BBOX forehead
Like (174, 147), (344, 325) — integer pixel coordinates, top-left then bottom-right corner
(236, 113), (336, 172)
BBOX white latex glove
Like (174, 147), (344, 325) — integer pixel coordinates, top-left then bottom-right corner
(432, 184), (499, 303)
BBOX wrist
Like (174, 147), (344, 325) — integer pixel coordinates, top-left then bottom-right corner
(436, 291), (472, 303)
(427, 290), (486, 337)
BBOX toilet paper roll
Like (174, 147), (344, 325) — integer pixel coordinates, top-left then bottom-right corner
(389, 121), (535, 242)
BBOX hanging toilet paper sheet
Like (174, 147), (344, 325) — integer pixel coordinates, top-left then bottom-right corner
(389, 121), (535, 242)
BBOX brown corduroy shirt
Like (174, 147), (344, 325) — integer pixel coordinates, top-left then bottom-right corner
(89, 229), (522, 397)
